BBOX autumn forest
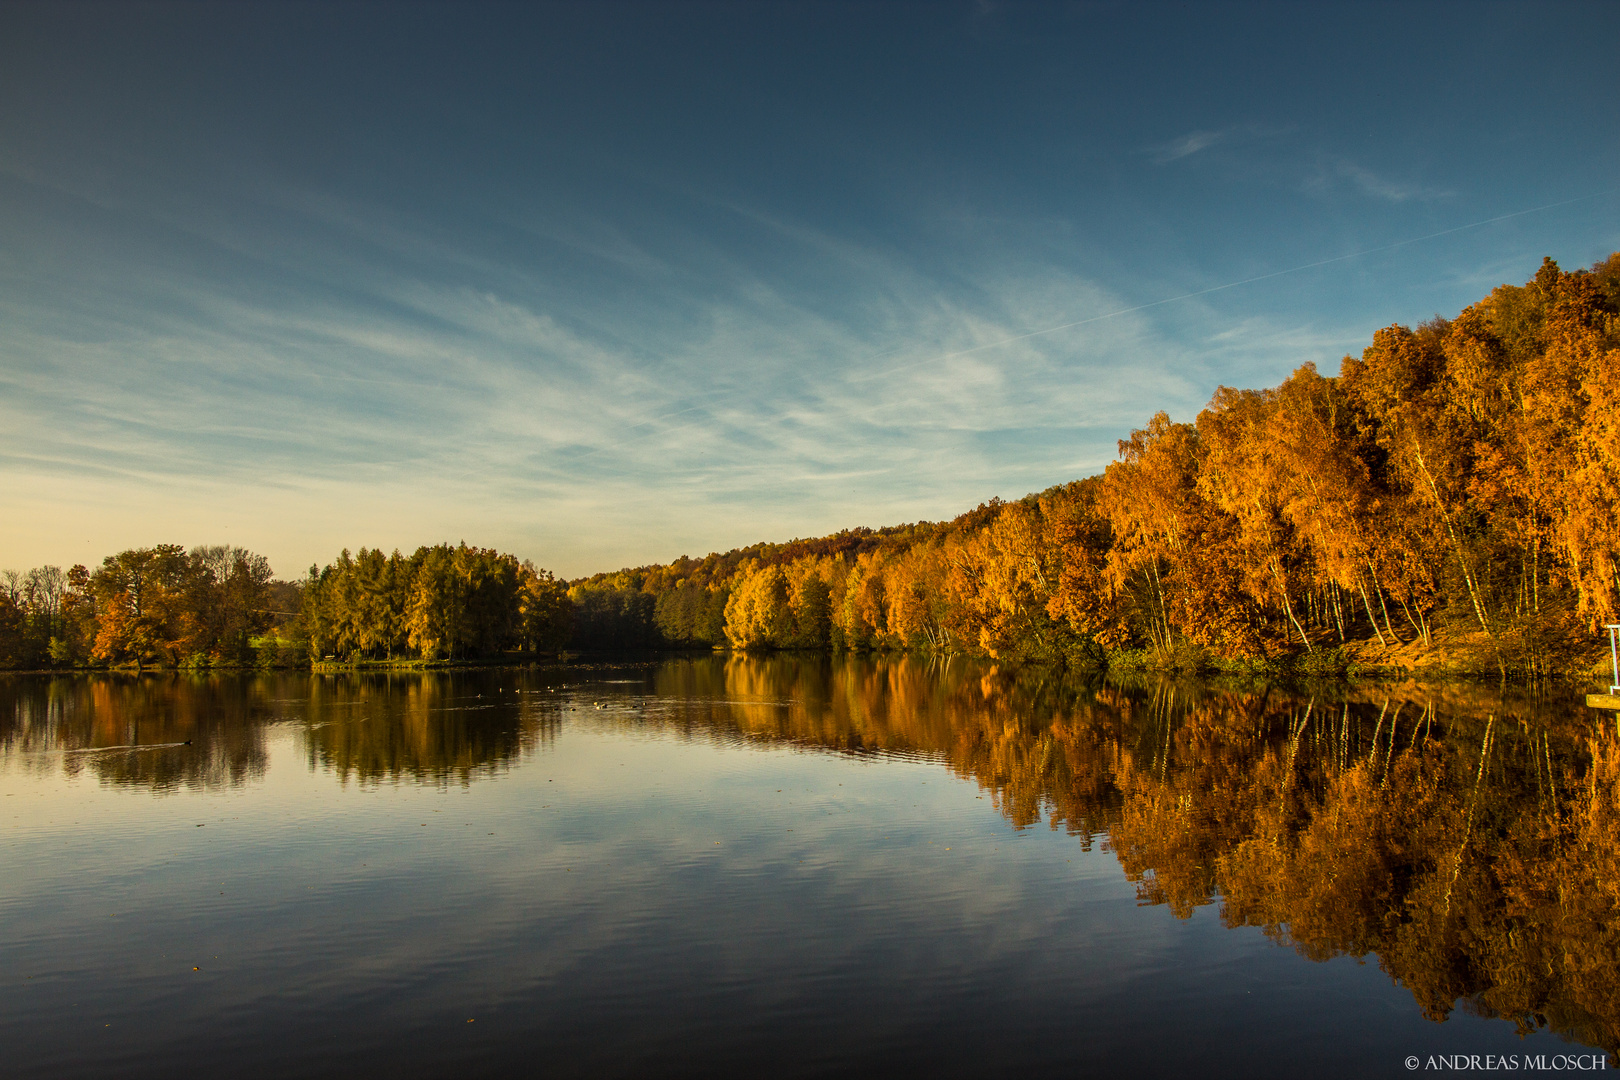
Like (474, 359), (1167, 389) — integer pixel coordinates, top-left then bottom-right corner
(6, 253), (1619, 679)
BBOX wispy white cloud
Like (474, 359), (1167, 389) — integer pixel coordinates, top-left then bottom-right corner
(1332, 160), (1452, 203)
(0, 166), (1379, 577)
(1298, 158), (1453, 204)
(1149, 129), (1227, 164)
(1146, 123), (1296, 165)
(1144, 126), (1453, 210)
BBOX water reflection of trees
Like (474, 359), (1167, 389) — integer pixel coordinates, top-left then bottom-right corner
(641, 656), (1620, 1056)
(647, 654), (1122, 843)
(4, 660), (1616, 1053)
(298, 674), (558, 786)
(0, 674), (272, 792)
(0, 672), (561, 790)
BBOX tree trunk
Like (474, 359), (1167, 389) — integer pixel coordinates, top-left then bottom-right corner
(1412, 447), (1491, 634)
(1357, 578), (1388, 646)
(1367, 562), (1401, 643)
(1282, 588), (1312, 652)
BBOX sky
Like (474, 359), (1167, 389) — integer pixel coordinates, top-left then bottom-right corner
(2, 1), (1617, 580)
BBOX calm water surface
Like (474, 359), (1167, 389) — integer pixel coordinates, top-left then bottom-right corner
(3, 657), (1615, 1077)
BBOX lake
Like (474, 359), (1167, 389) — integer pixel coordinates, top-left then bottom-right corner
(3, 656), (1615, 1077)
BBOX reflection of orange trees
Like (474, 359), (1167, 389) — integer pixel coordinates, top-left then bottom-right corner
(1108, 696), (1620, 1055)
(641, 658), (1620, 1053)
(652, 654), (972, 756)
(1108, 684), (1282, 916)
(1217, 744), (1459, 959)
(8, 659), (1615, 1050)
(0, 674), (270, 791)
(651, 656), (1129, 839)
(1473, 725), (1620, 1049)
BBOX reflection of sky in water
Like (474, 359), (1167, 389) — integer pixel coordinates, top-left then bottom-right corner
(0, 664), (1598, 1077)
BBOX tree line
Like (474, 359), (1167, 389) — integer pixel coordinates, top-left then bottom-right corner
(301, 544), (570, 661)
(0, 545), (293, 671)
(0, 542), (569, 670)
(4, 252), (1617, 675)
(573, 252), (1620, 677)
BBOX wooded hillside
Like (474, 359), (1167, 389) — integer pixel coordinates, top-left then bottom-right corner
(569, 253), (1620, 677)
(5, 253), (1617, 676)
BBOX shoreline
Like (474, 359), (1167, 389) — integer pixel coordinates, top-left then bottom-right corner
(1, 646), (1606, 691)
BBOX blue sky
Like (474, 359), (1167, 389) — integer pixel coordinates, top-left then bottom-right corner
(2, 1), (1617, 579)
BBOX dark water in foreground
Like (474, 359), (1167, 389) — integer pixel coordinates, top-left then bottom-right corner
(3, 657), (1616, 1078)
